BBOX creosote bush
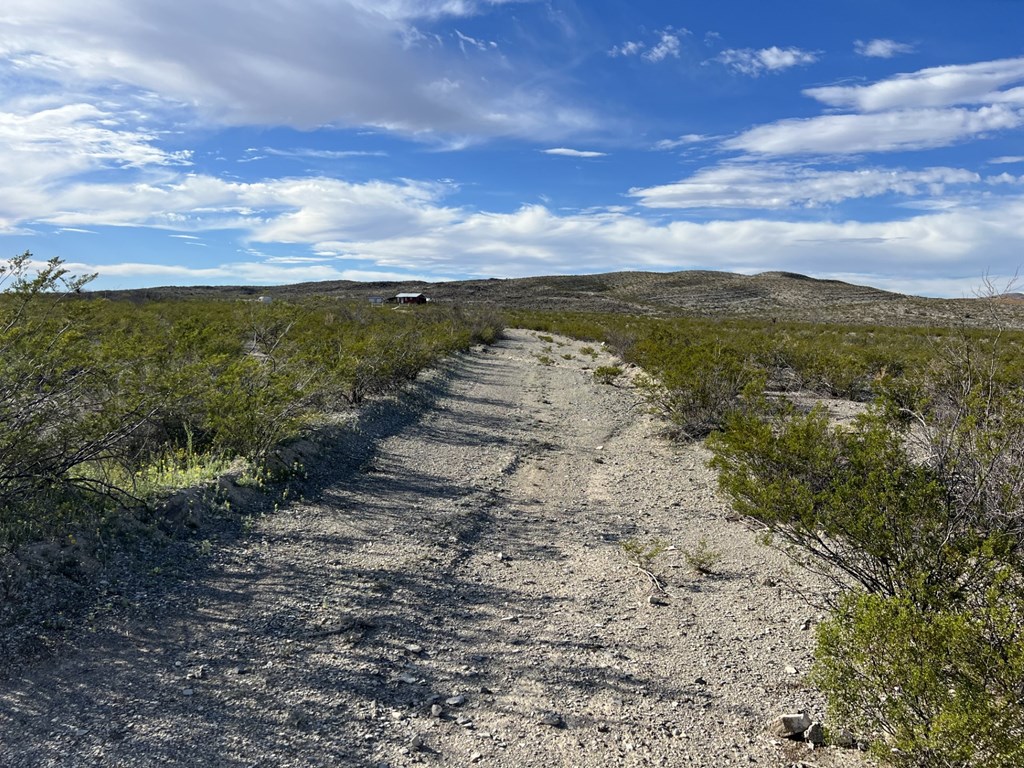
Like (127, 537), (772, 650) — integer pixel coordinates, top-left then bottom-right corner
(708, 337), (1024, 767)
(0, 252), (503, 554)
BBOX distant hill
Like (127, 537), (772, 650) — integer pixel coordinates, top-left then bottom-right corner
(89, 269), (1024, 329)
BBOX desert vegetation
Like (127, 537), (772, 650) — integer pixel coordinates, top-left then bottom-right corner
(5, 257), (1024, 766)
(0, 252), (502, 557)
(513, 308), (1024, 767)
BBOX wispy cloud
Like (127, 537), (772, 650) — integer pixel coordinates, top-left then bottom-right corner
(630, 163), (980, 209)
(854, 38), (915, 58)
(608, 41), (644, 58)
(727, 58), (1024, 156)
(991, 155), (1024, 164)
(608, 28), (687, 63)
(727, 105), (1024, 155)
(805, 57), (1024, 112)
(654, 134), (712, 150)
(716, 46), (819, 76)
(258, 147), (388, 160)
(542, 147), (607, 158)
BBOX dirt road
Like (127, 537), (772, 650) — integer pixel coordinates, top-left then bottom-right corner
(0, 330), (867, 767)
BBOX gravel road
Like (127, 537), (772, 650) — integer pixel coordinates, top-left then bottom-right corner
(0, 330), (871, 768)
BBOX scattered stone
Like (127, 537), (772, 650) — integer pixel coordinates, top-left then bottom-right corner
(182, 688), (195, 697)
(398, 674), (418, 684)
(408, 733), (426, 752)
(537, 712), (565, 728)
(834, 728), (857, 749)
(648, 594), (669, 606)
(470, 752), (483, 763)
(404, 643), (424, 654)
(801, 618), (813, 631)
(430, 704), (444, 718)
(805, 722), (825, 747)
(770, 712), (811, 739)
(446, 694), (467, 706)
(785, 665), (799, 675)
(694, 676), (707, 686)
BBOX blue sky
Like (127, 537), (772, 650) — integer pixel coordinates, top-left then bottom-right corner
(3, 0), (1024, 296)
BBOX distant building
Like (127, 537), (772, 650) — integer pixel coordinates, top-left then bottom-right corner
(391, 292), (428, 305)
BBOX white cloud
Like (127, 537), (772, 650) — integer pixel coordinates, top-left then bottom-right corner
(72, 259), (434, 286)
(726, 104), (1024, 155)
(654, 134), (712, 150)
(805, 57), (1024, 112)
(258, 148), (388, 160)
(609, 28), (687, 63)
(10, 155), (1024, 296)
(990, 155), (1024, 165)
(854, 39), (915, 59)
(630, 164), (980, 209)
(643, 32), (682, 63)
(454, 29), (496, 53)
(542, 147), (607, 158)
(0, 0), (591, 141)
(717, 46), (818, 76)
(608, 41), (644, 58)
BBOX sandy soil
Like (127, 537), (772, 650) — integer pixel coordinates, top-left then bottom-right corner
(0, 330), (872, 768)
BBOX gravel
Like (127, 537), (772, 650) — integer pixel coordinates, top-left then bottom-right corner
(0, 329), (872, 767)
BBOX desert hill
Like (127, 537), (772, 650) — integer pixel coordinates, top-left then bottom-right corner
(91, 269), (1024, 328)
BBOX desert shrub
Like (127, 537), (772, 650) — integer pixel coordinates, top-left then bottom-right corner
(708, 337), (1024, 766)
(0, 254), (504, 553)
(681, 536), (722, 575)
(635, 335), (764, 441)
(593, 365), (622, 384)
(815, 589), (1024, 768)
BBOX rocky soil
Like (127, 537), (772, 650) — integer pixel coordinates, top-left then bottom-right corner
(0, 330), (873, 767)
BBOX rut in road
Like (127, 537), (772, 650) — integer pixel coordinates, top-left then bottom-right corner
(0, 329), (868, 768)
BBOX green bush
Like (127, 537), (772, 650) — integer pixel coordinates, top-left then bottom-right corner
(708, 340), (1024, 766)
(815, 590), (1024, 768)
(0, 253), (504, 552)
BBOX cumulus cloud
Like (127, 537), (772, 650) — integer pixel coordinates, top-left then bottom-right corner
(716, 46), (818, 76)
(13, 154), (1021, 296)
(0, 0), (591, 141)
(630, 164), (980, 209)
(854, 39), (915, 58)
(542, 147), (607, 158)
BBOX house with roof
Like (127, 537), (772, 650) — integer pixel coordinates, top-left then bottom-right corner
(389, 292), (428, 305)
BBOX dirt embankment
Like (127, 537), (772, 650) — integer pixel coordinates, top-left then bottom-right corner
(0, 330), (871, 768)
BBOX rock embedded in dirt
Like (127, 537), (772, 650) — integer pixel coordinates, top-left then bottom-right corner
(537, 712), (565, 728)
(446, 694), (467, 706)
(806, 721), (825, 747)
(771, 712), (812, 739)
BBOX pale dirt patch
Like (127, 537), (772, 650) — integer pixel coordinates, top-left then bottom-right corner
(0, 330), (872, 768)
